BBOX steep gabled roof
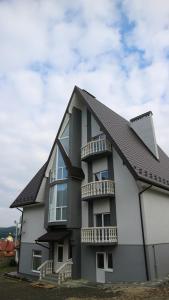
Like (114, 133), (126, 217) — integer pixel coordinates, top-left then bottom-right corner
(76, 87), (169, 191)
(10, 162), (47, 208)
(10, 86), (169, 209)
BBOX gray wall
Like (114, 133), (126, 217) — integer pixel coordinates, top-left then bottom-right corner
(146, 243), (169, 280)
(81, 245), (147, 282)
(19, 242), (49, 277)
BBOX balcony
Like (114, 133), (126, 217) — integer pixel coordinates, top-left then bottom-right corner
(81, 180), (114, 200)
(81, 227), (117, 244)
(81, 138), (112, 161)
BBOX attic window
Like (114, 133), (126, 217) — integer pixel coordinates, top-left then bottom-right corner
(59, 121), (69, 155)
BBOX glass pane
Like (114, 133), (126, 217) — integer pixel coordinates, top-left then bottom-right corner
(56, 208), (61, 220)
(62, 207), (67, 220)
(57, 168), (63, 180)
(107, 253), (113, 269)
(33, 257), (41, 270)
(60, 138), (69, 155)
(63, 167), (68, 179)
(57, 184), (67, 207)
(58, 246), (63, 262)
(33, 250), (41, 256)
(96, 214), (102, 227)
(97, 253), (104, 269)
(60, 122), (69, 138)
(101, 170), (109, 180)
(104, 214), (111, 226)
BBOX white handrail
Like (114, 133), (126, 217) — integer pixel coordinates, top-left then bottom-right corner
(56, 259), (73, 284)
(38, 260), (53, 280)
(81, 180), (114, 199)
(81, 138), (112, 159)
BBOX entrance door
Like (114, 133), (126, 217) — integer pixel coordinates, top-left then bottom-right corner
(54, 244), (64, 272)
(96, 252), (106, 283)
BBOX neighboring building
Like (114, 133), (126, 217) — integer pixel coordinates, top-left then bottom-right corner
(10, 86), (169, 283)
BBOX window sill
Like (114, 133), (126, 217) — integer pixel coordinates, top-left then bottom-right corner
(105, 269), (113, 273)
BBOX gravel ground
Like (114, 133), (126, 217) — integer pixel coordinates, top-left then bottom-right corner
(1, 275), (169, 300)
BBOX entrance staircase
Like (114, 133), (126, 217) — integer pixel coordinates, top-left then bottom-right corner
(37, 259), (73, 285)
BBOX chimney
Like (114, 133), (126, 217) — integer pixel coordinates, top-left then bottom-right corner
(130, 111), (159, 159)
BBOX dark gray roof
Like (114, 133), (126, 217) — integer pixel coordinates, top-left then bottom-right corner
(76, 87), (169, 191)
(10, 163), (47, 208)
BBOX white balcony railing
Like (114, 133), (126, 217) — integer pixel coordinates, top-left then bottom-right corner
(81, 180), (114, 199)
(81, 227), (117, 243)
(81, 138), (112, 160)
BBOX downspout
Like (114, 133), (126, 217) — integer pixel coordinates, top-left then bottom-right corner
(16, 207), (23, 274)
(138, 185), (152, 281)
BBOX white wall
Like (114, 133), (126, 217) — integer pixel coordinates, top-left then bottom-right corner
(92, 157), (107, 179)
(142, 189), (169, 244)
(113, 149), (143, 245)
(21, 205), (46, 243)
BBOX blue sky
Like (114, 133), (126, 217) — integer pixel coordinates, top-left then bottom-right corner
(1, 0), (169, 226)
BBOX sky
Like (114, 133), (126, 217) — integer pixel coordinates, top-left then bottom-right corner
(1, 0), (169, 227)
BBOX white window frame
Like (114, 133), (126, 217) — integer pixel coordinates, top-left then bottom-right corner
(32, 250), (42, 273)
(105, 252), (113, 272)
(49, 184), (67, 222)
(94, 212), (111, 227)
(50, 146), (68, 183)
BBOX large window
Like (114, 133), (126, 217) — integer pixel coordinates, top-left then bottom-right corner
(49, 183), (68, 222)
(32, 250), (42, 272)
(59, 121), (69, 155)
(50, 146), (68, 182)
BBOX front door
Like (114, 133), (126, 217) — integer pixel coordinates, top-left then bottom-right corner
(96, 252), (106, 283)
(54, 244), (64, 272)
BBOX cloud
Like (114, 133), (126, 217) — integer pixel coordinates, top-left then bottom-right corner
(0, 0), (169, 226)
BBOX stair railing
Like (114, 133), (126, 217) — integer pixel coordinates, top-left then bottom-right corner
(56, 258), (73, 284)
(37, 259), (53, 280)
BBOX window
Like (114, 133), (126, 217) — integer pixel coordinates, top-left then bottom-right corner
(50, 146), (68, 182)
(94, 170), (109, 181)
(95, 213), (111, 227)
(32, 250), (42, 272)
(49, 183), (68, 222)
(97, 253), (104, 269)
(59, 121), (69, 155)
(107, 253), (113, 270)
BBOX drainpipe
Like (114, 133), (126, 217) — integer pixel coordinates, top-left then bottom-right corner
(16, 208), (23, 274)
(138, 185), (152, 281)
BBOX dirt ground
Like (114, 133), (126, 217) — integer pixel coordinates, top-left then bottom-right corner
(1, 274), (169, 300)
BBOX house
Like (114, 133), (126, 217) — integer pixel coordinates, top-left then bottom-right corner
(10, 86), (169, 283)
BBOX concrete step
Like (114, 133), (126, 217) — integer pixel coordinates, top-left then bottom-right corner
(43, 274), (59, 283)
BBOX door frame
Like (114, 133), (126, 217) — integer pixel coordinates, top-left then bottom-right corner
(96, 252), (106, 283)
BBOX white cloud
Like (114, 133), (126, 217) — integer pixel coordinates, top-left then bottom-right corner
(0, 0), (169, 226)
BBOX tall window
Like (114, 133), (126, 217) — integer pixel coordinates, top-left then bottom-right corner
(50, 146), (68, 182)
(49, 183), (68, 222)
(59, 121), (69, 155)
(32, 250), (42, 272)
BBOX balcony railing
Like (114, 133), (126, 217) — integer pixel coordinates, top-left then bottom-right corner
(81, 180), (114, 199)
(81, 138), (112, 160)
(81, 227), (117, 244)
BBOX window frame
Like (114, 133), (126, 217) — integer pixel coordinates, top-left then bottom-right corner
(48, 183), (68, 222)
(94, 170), (109, 181)
(32, 250), (42, 273)
(94, 212), (111, 227)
